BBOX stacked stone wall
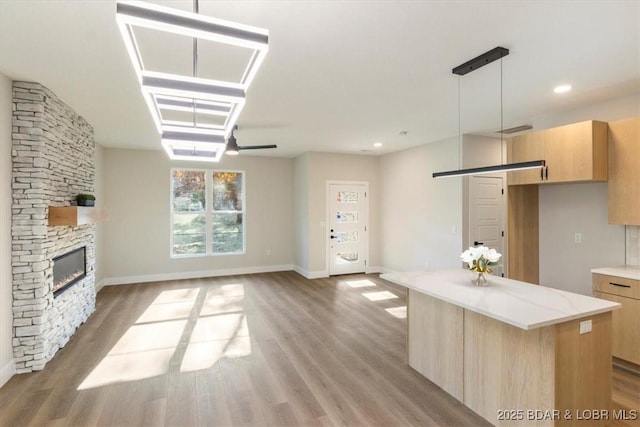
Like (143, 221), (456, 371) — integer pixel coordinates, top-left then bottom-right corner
(11, 81), (96, 373)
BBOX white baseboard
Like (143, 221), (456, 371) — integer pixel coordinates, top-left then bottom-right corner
(0, 360), (15, 388)
(293, 265), (329, 279)
(95, 279), (106, 293)
(102, 264), (294, 286)
(378, 266), (400, 275)
(365, 265), (382, 274)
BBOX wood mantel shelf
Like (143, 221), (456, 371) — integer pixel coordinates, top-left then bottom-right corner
(48, 206), (107, 226)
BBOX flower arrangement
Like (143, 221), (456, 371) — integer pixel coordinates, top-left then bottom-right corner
(460, 245), (502, 274)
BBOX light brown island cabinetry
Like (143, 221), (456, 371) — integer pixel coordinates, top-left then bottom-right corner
(593, 273), (640, 365)
(607, 117), (640, 225)
(383, 270), (618, 427)
(507, 120), (608, 185)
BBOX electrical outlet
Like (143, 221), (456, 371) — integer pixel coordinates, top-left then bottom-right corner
(266, 249), (271, 256)
(579, 319), (592, 334)
(574, 232), (582, 243)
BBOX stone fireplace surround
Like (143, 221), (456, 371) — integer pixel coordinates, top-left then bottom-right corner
(11, 81), (96, 373)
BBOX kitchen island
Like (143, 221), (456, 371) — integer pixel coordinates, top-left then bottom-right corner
(381, 269), (621, 427)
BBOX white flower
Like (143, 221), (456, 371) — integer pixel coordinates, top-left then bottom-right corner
(460, 247), (474, 268)
(486, 248), (502, 263)
(460, 245), (501, 273)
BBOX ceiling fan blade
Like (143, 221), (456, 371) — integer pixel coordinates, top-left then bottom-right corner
(238, 144), (278, 150)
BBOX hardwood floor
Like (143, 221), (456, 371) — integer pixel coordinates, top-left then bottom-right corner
(0, 271), (637, 426)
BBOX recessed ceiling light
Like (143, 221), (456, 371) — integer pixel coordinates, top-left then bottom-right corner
(553, 84), (572, 94)
(373, 142), (383, 148)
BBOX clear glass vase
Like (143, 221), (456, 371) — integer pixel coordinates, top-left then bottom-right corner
(471, 271), (492, 286)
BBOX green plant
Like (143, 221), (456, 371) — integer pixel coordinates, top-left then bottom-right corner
(75, 194), (96, 202)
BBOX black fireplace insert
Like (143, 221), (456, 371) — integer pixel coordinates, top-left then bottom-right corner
(52, 246), (87, 297)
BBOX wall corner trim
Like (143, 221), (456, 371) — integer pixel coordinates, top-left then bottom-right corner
(365, 265), (382, 274)
(293, 265), (329, 279)
(0, 360), (16, 388)
(95, 279), (106, 293)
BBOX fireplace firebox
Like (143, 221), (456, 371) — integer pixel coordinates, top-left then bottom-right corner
(52, 246), (87, 297)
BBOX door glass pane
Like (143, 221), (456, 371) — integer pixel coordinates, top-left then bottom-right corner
(213, 172), (243, 211)
(336, 211), (358, 223)
(337, 191), (358, 203)
(172, 213), (206, 255)
(213, 213), (243, 254)
(335, 252), (358, 263)
(172, 170), (205, 212)
(335, 231), (358, 244)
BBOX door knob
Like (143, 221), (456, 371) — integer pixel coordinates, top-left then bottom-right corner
(474, 241), (484, 246)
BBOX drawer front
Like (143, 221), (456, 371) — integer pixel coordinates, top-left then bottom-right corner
(592, 273), (640, 299)
(593, 291), (640, 365)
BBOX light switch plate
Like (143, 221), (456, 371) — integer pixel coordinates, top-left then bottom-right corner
(579, 319), (592, 334)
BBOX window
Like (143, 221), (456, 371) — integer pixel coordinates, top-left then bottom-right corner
(171, 169), (245, 256)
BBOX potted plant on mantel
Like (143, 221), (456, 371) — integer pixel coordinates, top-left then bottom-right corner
(75, 194), (95, 207)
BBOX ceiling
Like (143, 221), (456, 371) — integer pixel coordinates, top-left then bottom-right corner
(1, 1), (638, 158)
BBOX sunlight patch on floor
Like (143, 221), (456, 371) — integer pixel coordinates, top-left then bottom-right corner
(77, 348), (175, 390)
(207, 283), (245, 298)
(385, 306), (407, 319)
(77, 283), (253, 390)
(181, 304), (251, 372)
(136, 301), (195, 323)
(362, 291), (398, 301)
(110, 320), (187, 354)
(77, 319), (186, 390)
(345, 279), (377, 288)
(153, 288), (200, 304)
(200, 293), (244, 316)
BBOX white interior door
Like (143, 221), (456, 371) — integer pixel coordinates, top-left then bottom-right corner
(469, 176), (504, 276)
(327, 183), (368, 275)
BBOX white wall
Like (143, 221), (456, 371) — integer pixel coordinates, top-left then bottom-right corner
(296, 152), (380, 277)
(539, 182), (624, 295)
(0, 72), (15, 385)
(102, 148), (294, 284)
(94, 143), (105, 291)
(380, 137), (463, 272)
(293, 153), (310, 273)
(532, 93), (639, 130)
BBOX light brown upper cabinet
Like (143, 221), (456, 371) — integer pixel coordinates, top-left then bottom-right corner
(506, 131), (545, 185)
(506, 120), (608, 185)
(608, 117), (640, 225)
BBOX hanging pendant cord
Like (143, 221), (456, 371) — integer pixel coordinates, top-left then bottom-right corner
(458, 76), (462, 169)
(500, 57), (504, 166)
(192, 0), (199, 128)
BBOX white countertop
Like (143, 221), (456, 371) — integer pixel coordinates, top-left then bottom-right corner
(591, 265), (640, 281)
(381, 269), (620, 330)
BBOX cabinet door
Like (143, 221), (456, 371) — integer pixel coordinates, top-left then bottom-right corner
(506, 132), (544, 185)
(608, 117), (640, 225)
(593, 291), (640, 365)
(544, 121), (607, 183)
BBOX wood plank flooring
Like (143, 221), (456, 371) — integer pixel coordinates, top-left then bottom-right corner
(0, 271), (637, 426)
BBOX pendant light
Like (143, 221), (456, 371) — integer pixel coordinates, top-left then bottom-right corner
(432, 47), (545, 178)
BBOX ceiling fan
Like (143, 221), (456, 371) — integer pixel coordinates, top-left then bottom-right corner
(226, 125), (277, 156)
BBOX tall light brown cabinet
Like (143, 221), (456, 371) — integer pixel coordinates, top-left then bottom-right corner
(506, 120), (608, 283)
(607, 117), (640, 225)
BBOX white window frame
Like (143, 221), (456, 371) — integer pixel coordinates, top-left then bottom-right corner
(170, 168), (246, 258)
